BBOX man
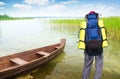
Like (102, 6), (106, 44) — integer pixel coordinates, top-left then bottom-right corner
(82, 11), (103, 79)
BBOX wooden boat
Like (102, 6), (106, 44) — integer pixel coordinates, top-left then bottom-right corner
(0, 39), (66, 79)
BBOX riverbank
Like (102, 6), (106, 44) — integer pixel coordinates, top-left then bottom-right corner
(0, 17), (33, 20)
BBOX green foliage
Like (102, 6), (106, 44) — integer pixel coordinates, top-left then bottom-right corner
(103, 16), (120, 30)
(50, 17), (120, 41)
(0, 14), (12, 20)
(102, 17), (120, 41)
(50, 18), (84, 25)
(49, 18), (85, 35)
(0, 14), (33, 20)
(50, 19), (83, 24)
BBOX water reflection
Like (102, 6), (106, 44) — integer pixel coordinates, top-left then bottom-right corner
(0, 26), (1, 38)
(16, 51), (66, 79)
(32, 51), (65, 79)
(50, 23), (79, 35)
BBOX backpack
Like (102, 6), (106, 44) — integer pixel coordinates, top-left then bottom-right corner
(85, 13), (102, 50)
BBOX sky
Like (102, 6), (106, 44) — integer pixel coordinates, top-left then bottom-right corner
(0, 0), (120, 17)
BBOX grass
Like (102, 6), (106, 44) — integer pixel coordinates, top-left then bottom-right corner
(50, 18), (84, 25)
(103, 16), (120, 30)
(102, 17), (120, 41)
(49, 18), (84, 35)
(49, 17), (120, 41)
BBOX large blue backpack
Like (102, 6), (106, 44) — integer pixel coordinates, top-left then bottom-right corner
(85, 13), (102, 50)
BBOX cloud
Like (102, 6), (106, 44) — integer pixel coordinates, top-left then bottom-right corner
(70, 3), (120, 17)
(47, 4), (67, 12)
(0, 2), (5, 6)
(60, 0), (78, 5)
(13, 4), (32, 10)
(10, 2), (120, 17)
(0, 2), (5, 10)
(26, 4), (68, 17)
(24, 0), (49, 5)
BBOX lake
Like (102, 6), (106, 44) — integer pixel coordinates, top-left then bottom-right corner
(0, 19), (119, 79)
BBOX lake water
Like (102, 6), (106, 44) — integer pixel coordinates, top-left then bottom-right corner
(0, 19), (119, 79)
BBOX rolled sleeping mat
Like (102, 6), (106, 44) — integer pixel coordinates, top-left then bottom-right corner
(80, 21), (86, 29)
(78, 41), (85, 49)
(78, 22), (86, 49)
(98, 20), (109, 47)
(98, 20), (104, 27)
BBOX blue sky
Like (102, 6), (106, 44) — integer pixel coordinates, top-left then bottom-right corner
(0, 0), (120, 17)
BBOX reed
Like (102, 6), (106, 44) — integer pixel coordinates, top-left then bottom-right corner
(102, 17), (120, 41)
(50, 17), (120, 41)
(50, 18), (84, 25)
(103, 16), (120, 30)
(49, 18), (84, 35)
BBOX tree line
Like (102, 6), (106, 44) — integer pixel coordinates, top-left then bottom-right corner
(0, 14), (13, 20)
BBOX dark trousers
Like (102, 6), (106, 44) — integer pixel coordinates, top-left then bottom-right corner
(82, 49), (103, 79)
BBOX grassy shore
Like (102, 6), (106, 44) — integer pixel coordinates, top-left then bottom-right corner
(0, 17), (33, 20)
(49, 17), (120, 41)
(0, 14), (33, 20)
(102, 17), (120, 41)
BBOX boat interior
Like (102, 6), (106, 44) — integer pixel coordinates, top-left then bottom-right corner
(0, 43), (61, 71)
